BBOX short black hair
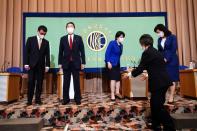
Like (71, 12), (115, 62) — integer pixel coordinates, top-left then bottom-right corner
(139, 34), (153, 46)
(66, 22), (75, 28)
(38, 25), (47, 32)
(115, 31), (125, 40)
(154, 24), (172, 37)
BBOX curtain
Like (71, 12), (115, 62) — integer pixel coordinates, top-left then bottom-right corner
(0, 0), (196, 67)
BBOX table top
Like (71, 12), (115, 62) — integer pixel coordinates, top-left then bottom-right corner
(0, 73), (21, 76)
(179, 69), (197, 73)
(57, 71), (84, 75)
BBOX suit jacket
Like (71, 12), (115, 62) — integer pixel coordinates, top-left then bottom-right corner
(132, 46), (172, 92)
(158, 34), (179, 66)
(105, 40), (123, 66)
(58, 34), (86, 69)
(24, 36), (50, 69)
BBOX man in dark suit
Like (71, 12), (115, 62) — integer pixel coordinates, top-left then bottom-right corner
(126, 34), (175, 130)
(24, 25), (50, 105)
(58, 22), (85, 105)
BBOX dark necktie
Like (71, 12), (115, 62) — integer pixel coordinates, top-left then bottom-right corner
(69, 35), (73, 61)
(69, 35), (73, 49)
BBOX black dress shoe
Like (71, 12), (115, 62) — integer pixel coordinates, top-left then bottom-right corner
(163, 127), (176, 131)
(115, 94), (123, 99)
(167, 99), (174, 104)
(76, 101), (81, 105)
(150, 126), (162, 131)
(62, 101), (70, 105)
(167, 101), (174, 104)
(26, 102), (32, 106)
(35, 101), (43, 105)
(167, 98), (175, 104)
(111, 99), (116, 101)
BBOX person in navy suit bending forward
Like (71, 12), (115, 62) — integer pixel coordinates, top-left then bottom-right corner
(154, 24), (179, 104)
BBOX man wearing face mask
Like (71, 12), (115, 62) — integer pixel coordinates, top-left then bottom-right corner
(58, 22), (86, 105)
(24, 25), (50, 105)
(105, 31), (125, 101)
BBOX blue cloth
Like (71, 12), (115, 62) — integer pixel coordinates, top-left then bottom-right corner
(6, 67), (22, 73)
(105, 40), (123, 66)
(158, 34), (179, 82)
(179, 65), (188, 70)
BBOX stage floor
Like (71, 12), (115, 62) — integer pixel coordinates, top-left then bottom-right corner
(0, 93), (197, 130)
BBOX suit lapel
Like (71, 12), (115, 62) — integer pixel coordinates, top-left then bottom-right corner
(72, 34), (76, 48)
(159, 38), (165, 51)
(34, 36), (44, 51)
(163, 37), (169, 50)
(115, 41), (122, 53)
(65, 35), (70, 49)
(158, 38), (162, 50)
(120, 44), (123, 54)
(34, 36), (39, 50)
(39, 39), (45, 51)
(66, 34), (75, 49)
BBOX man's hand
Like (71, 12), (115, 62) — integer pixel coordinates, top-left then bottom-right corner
(164, 58), (167, 63)
(59, 65), (62, 68)
(59, 65), (63, 72)
(24, 65), (30, 70)
(45, 67), (49, 73)
(81, 64), (85, 70)
(140, 72), (148, 81)
(107, 62), (112, 70)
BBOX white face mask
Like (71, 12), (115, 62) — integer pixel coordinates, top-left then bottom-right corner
(118, 37), (124, 43)
(39, 35), (45, 39)
(67, 27), (74, 34)
(157, 32), (164, 38)
(142, 46), (146, 51)
(38, 32), (45, 39)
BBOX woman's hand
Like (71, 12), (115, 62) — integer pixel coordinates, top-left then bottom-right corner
(123, 73), (130, 78)
(107, 62), (112, 70)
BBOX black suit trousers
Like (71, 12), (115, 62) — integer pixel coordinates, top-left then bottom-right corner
(27, 65), (44, 103)
(150, 87), (175, 131)
(63, 62), (81, 103)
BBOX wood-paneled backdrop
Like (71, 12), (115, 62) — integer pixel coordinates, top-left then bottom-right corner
(0, 0), (196, 67)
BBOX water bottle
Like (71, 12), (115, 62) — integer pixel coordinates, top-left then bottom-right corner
(189, 62), (194, 69)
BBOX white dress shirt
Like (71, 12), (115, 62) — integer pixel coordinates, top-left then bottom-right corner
(37, 35), (42, 49)
(68, 34), (74, 45)
(161, 38), (166, 49)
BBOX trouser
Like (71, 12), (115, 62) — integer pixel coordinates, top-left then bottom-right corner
(150, 87), (175, 131)
(27, 65), (44, 103)
(63, 62), (81, 103)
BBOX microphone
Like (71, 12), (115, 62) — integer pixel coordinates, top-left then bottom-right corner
(6, 62), (10, 72)
(130, 58), (140, 68)
(1, 61), (10, 72)
(130, 59), (137, 68)
(1, 61), (6, 72)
